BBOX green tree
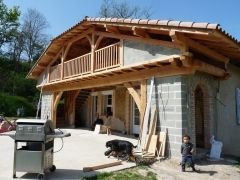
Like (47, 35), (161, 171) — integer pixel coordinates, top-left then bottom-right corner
(0, 0), (20, 51)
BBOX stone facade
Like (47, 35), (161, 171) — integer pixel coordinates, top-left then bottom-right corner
(41, 92), (53, 120)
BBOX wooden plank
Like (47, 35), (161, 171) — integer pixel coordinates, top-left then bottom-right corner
(83, 161), (122, 172)
(158, 131), (167, 158)
(144, 107), (157, 150)
(147, 135), (158, 155)
(140, 80), (147, 129)
(140, 77), (154, 150)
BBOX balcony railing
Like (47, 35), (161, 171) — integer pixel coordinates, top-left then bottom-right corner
(64, 53), (91, 78)
(49, 42), (121, 82)
(95, 43), (120, 71)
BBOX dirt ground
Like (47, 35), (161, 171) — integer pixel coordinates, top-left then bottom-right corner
(150, 158), (240, 180)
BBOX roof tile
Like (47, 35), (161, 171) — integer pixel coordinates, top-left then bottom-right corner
(99, 17), (106, 22)
(192, 22), (209, 29)
(148, 19), (159, 25)
(110, 18), (118, 22)
(117, 18), (125, 23)
(131, 19), (141, 24)
(167, 21), (181, 27)
(179, 21), (194, 28)
(123, 18), (132, 23)
(157, 20), (170, 26)
(139, 19), (149, 24)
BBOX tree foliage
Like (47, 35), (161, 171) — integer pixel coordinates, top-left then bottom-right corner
(0, 0), (20, 51)
(0, 1), (50, 116)
(99, 0), (152, 18)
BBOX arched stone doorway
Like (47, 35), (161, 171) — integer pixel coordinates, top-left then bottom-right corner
(194, 85), (205, 148)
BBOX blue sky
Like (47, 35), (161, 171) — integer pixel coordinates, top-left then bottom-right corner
(4, 0), (240, 40)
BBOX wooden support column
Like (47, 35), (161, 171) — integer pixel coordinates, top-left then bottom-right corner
(125, 91), (130, 135)
(65, 90), (80, 127)
(52, 91), (63, 127)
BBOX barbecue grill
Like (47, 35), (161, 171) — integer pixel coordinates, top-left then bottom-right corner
(0, 119), (71, 179)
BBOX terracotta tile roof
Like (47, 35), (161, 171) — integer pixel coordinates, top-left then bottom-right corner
(51, 16), (239, 45)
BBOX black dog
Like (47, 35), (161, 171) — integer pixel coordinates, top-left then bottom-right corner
(105, 139), (137, 161)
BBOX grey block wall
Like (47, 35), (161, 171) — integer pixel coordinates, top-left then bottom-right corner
(41, 92), (53, 120)
(148, 76), (188, 158)
(123, 40), (180, 66)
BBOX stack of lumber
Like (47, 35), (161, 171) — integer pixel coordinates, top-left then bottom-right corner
(133, 77), (167, 159)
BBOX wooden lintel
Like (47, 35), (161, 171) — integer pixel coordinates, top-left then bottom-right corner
(124, 82), (141, 111)
(132, 26), (150, 38)
(170, 30), (229, 64)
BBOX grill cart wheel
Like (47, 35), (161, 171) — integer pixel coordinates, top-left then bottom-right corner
(37, 174), (44, 179)
(50, 165), (56, 172)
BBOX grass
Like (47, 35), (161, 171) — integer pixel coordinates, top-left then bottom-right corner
(81, 166), (157, 180)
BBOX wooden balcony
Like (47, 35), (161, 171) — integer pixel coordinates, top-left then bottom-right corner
(49, 42), (121, 82)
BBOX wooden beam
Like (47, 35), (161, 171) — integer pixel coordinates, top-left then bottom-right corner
(104, 24), (120, 34)
(193, 59), (227, 77)
(95, 35), (103, 49)
(132, 26), (150, 38)
(54, 91), (63, 110)
(124, 82), (141, 111)
(95, 31), (179, 49)
(40, 66), (195, 92)
(170, 30), (229, 63)
(67, 28), (93, 45)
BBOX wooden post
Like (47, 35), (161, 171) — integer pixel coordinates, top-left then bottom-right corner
(52, 91), (63, 127)
(60, 50), (64, 80)
(119, 39), (124, 66)
(125, 91), (130, 134)
(91, 31), (95, 73)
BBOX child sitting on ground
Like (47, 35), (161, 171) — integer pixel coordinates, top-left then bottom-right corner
(181, 134), (196, 172)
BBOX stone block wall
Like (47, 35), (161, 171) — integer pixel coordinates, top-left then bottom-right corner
(148, 76), (188, 158)
(41, 92), (53, 120)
